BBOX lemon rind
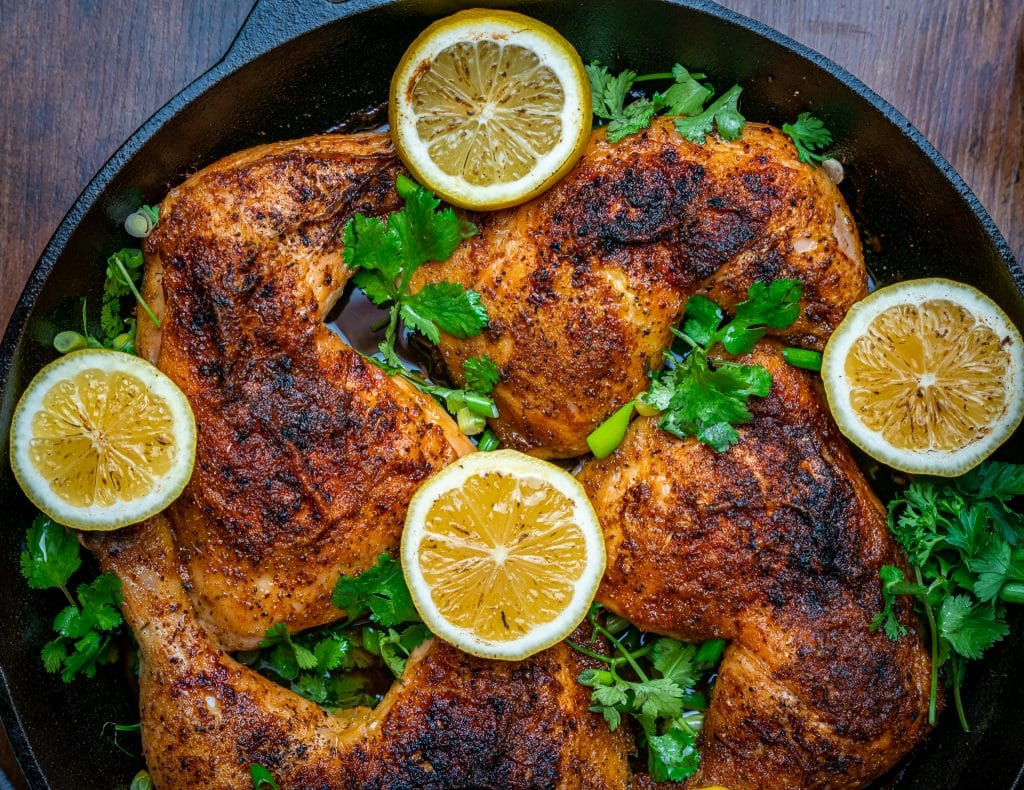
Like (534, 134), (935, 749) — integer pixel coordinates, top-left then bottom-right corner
(9, 349), (197, 530)
(401, 449), (606, 661)
(822, 278), (1024, 476)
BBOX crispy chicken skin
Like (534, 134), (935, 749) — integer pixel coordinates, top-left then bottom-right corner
(84, 519), (634, 789)
(577, 343), (933, 788)
(138, 134), (472, 649)
(414, 118), (866, 458)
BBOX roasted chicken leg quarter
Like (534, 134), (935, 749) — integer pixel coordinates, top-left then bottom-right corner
(84, 519), (634, 789)
(138, 134), (472, 649)
(578, 343), (933, 789)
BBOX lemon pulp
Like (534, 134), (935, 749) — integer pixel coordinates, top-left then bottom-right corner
(845, 299), (1014, 452)
(419, 469), (587, 642)
(411, 40), (566, 186)
(402, 449), (605, 660)
(30, 368), (177, 507)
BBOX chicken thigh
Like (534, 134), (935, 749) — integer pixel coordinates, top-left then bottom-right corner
(414, 119), (866, 457)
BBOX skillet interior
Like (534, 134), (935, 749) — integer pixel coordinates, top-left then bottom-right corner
(0, 0), (1021, 787)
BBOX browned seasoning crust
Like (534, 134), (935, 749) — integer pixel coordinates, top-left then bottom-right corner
(577, 343), (933, 789)
(84, 519), (634, 789)
(139, 133), (473, 650)
(414, 117), (866, 458)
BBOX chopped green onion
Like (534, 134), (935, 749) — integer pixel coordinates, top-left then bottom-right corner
(53, 330), (87, 355)
(634, 393), (662, 417)
(249, 764), (279, 790)
(586, 400), (635, 459)
(457, 407), (486, 436)
(1001, 582), (1024, 605)
(463, 391), (498, 418)
(782, 347), (822, 371)
(129, 770), (154, 790)
(124, 212), (152, 238)
(395, 174), (419, 200)
(477, 429), (500, 451)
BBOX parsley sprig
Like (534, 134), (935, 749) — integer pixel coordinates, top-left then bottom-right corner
(872, 462), (1024, 729)
(243, 554), (430, 711)
(782, 112), (833, 164)
(568, 605), (725, 782)
(20, 514), (125, 682)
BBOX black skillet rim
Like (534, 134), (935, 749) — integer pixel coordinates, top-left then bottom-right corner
(0, 0), (1021, 786)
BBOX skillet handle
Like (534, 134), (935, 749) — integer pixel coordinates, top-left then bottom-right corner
(220, 0), (359, 68)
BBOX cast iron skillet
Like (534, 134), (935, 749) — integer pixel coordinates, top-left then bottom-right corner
(1, 0), (1021, 787)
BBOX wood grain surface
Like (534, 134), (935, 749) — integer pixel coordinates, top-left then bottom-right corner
(0, 1), (1021, 786)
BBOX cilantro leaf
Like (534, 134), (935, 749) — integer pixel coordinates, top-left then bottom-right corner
(600, 279), (803, 456)
(648, 728), (700, 782)
(586, 61), (717, 144)
(463, 355), (500, 394)
(403, 282), (488, 342)
(719, 279), (803, 354)
(782, 112), (833, 165)
(651, 638), (700, 689)
(20, 514), (81, 591)
(343, 178), (489, 411)
(879, 462), (1024, 730)
(570, 607), (721, 780)
(656, 354), (772, 452)
(331, 553), (420, 628)
(675, 85), (745, 145)
(938, 595), (1008, 660)
(656, 65), (713, 116)
(586, 62), (637, 121)
(971, 542), (1024, 602)
(45, 573), (124, 682)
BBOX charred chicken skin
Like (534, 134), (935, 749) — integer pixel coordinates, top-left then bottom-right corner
(70, 124), (931, 789)
(137, 133), (472, 650)
(85, 518), (634, 789)
(414, 118), (866, 458)
(578, 344), (933, 789)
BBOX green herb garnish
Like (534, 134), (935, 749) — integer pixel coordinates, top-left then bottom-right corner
(674, 85), (745, 145)
(249, 764), (279, 789)
(246, 554), (430, 711)
(587, 279), (802, 456)
(568, 605), (725, 782)
(20, 514), (125, 682)
(586, 62), (714, 143)
(782, 112), (833, 165)
(331, 553), (419, 627)
(343, 175), (485, 371)
(781, 346), (822, 371)
(873, 461), (1024, 729)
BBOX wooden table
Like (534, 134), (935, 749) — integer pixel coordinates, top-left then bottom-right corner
(0, 1), (1020, 786)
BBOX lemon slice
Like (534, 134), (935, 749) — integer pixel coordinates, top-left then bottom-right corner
(9, 349), (197, 530)
(401, 449), (605, 660)
(822, 278), (1023, 476)
(389, 9), (592, 210)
